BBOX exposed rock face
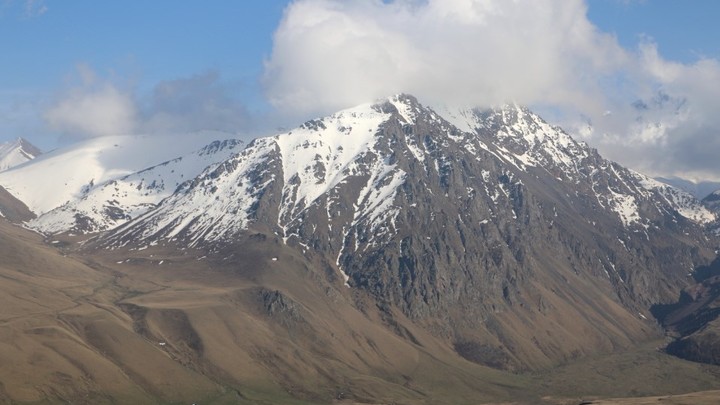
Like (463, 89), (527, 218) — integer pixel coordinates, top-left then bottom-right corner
(95, 95), (718, 369)
(0, 185), (35, 223)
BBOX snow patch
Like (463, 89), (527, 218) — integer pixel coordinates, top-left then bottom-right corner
(608, 191), (640, 227)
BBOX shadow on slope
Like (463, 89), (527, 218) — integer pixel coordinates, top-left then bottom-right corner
(651, 256), (720, 366)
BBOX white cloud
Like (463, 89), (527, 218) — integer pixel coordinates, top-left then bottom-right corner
(45, 67), (137, 138)
(264, 0), (720, 182)
(44, 66), (255, 141)
(264, 0), (626, 116)
(579, 42), (720, 181)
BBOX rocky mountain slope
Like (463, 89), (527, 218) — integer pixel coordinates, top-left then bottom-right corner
(3, 215), (719, 405)
(92, 94), (718, 371)
(0, 215), (514, 404)
(0, 137), (41, 171)
(644, 208), (720, 369)
(652, 256), (720, 366)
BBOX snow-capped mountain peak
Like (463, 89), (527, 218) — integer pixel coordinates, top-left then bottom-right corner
(102, 96), (417, 249)
(276, 100), (392, 211)
(435, 103), (715, 227)
(1, 94), (712, 248)
(26, 138), (244, 235)
(96, 94), (716, 255)
(0, 137), (41, 171)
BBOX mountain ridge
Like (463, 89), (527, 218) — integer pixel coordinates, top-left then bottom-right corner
(0, 132), (244, 231)
(655, 177), (720, 200)
(28, 138), (244, 235)
(98, 95), (715, 245)
(81, 94), (719, 371)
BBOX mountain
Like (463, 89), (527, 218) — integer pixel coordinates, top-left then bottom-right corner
(93, 94), (718, 371)
(0, 137), (41, 171)
(2, 95), (720, 403)
(28, 139), (243, 235)
(657, 176), (720, 200)
(0, 132), (243, 232)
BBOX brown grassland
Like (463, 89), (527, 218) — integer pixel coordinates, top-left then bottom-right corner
(1, 219), (719, 404)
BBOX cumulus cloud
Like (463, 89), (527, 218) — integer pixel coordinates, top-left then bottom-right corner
(45, 66), (254, 140)
(45, 67), (137, 138)
(264, 0), (720, 181)
(578, 43), (720, 180)
(264, 0), (626, 115)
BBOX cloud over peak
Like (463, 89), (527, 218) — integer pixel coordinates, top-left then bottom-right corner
(264, 0), (720, 181)
(264, 0), (626, 115)
(45, 72), (137, 138)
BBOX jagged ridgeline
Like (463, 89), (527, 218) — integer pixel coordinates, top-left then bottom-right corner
(85, 95), (718, 370)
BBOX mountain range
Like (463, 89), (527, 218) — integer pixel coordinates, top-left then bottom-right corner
(1, 95), (720, 403)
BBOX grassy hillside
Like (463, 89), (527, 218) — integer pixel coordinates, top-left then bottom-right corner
(0, 221), (719, 404)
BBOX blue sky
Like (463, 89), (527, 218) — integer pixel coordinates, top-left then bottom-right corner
(588, 0), (719, 63)
(0, 1), (285, 92)
(1, 0), (720, 180)
(0, 0), (289, 144)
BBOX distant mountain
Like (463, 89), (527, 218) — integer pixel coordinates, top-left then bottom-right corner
(29, 139), (243, 234)
(0, 137), (41, 171)
(656, 176), (720, 200)
(92, 95), (717, 370)
(0, 132), (242, 226)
